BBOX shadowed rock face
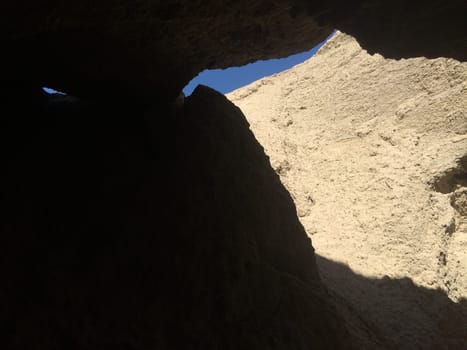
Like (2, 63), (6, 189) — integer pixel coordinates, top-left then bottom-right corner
(0, 86), (357, 349)
(1, 0), (465, 101)
(297, 0), (467, 61)
(336, 0), (467, 61)
(172, 86), (355, 349)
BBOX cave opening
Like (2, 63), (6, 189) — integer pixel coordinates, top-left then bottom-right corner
(42, 87), (67, 95)
(183, 30), (336, 96)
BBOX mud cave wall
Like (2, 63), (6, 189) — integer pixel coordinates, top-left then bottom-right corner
(1, 1), (466, 349)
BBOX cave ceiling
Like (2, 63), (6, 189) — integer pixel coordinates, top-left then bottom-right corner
(1, 0), (465, 102)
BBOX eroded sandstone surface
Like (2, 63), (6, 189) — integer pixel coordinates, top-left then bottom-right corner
(228, 31), (467, 349)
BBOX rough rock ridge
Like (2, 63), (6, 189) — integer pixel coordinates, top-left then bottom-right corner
(228, 31), (467, 349)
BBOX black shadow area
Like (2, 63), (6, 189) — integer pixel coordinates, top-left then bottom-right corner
(316, 255), (467, 350)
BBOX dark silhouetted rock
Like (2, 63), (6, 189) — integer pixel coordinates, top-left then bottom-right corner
(170, 86), (357, 349)
(0, 1), (465, 101)
(0, 85), (358, 349)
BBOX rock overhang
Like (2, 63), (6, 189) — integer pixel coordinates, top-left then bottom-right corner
(0, 0), (465, 103)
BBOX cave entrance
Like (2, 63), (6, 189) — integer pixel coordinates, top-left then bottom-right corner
(42, 87), (67, 95)
(183, 30), (336, 96)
